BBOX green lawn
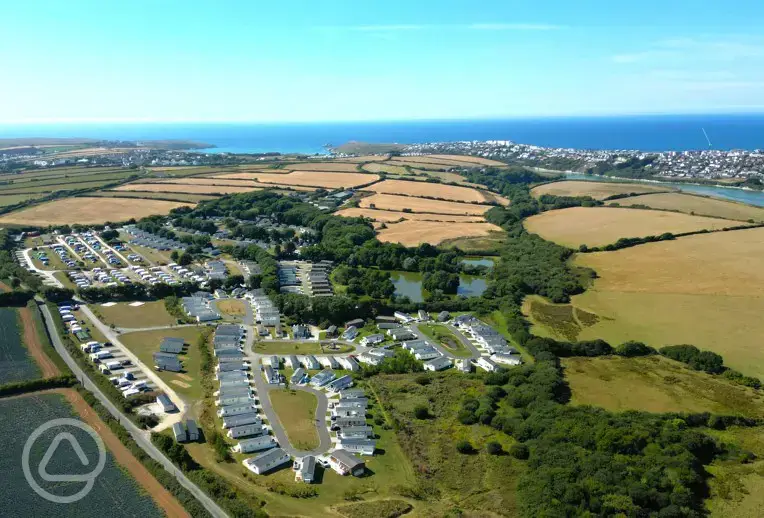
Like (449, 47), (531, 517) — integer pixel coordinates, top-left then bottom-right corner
(29, 248), (70, 271)
(119, 327), (207, 399)
(90, 301), (177, 328)
(482, 310), (535, 364)
(418, 323), (472, 358)
(268, 389), (320, 450)
(0, 193), (48, 207)
(254, 341), (354, 355)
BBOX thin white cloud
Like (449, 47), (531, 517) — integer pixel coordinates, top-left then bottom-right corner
(316, 23), (561, 33)
(613, 36), (764, 64)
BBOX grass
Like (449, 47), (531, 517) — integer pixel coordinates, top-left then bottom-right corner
(522, 295), (600, 342)
(90, 301), (177, 329)
(606, 192), (764, 222)
(29, 247), (70, 271)
(482, 310), (534, 364)
(119, 327), (206, 399)
(334, 499), (413, 518)
(268, 389), (320, 450)
(377, 220), (502, 247)
(253, 341), (354, 355)
(53, 271), (78, 290)
(524, 206), (739, 248)
(215, 299), (246, 320)
(0, 307), (42, 384)
(562, 355), (764, 415)
(417, 323), (472, 358)
(531, 180), (670, 200)
(90, 190), (218, 203)
(441, 232), (506, 254)
(0, 192), (49, 207)
(368, 372), (524, 516)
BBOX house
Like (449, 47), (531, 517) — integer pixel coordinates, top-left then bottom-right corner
(388, 329), (416, 341)
(301, 355), (320, 370)
(394, 311), (413, 323)
(290, 368), (307, 385)
(244, 447), (291, 475)
(491, 353), (523, 366)
(235, 435), (278, 454)
(159, 337), (184, 354)
(456, 358), (473, 373)
(437, 311), (450, 322)
(413, 347), (441, 361)
(338, 356), (360, 372)
(338, 426), (373, 440)
(337, 438), (376, 456)
(475, 357), (499, 372)
(331, 416), (367, 430)
(325, 325), (338, 337)
(328, 449), (366, 476)
(186, 419), (200, 441)
(228, 423), (265, 439)
(342, 326), (359, 340)
(424, 356), (453, 371)
(294, 455), (316, 483)
(327, 374), (353, 393)
(360, 334), (384, 346)
(345, 318), (364, 329)
(292, 324), (311, 339)
(263, 365), (280, 385)
(417, 310), (429, 321)
(157, 393), (176, 412)
(310, 369), (336, 388)
(172, 422), (187, 442)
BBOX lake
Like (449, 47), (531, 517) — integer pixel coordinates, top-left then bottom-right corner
(389, 271), (487, 302)
(462, 256), (496, 269)
(564, 173), (764, 208)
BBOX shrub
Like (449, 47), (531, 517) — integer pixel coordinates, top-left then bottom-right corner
(415, 374), (431, 385)
(615, 341), (657, 357)
(456, 440), (474, 454)
(413, 404), (430, 420)
(509, 443), (529, 460)
(486, 441), (503, 455)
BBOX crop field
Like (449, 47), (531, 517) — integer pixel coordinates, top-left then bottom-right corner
(0, 193), (49, 207)
(90, 190), (217, 203)
(0, 197), (194, 226)
(247, 171), (379, 189)
(360, 193), (490, 215)
(562, 355), (764, 415)
(428, 154), (508, 166)
(524, 206), (736, 247)
(559, 228), (764, 378)
(360, 162), (410, 175)
(268, 389), (320, 450)
(0, 172), (140, 194)
(0, 308), (41, 384)
(144, 177), (258, 187)
(0, 166), (126, 183)
(336, 207), (486, 223)
(363, 178), (492, 203)
(284, 162), (362, 172)
(606, 192), (764, 222)
(113, 183), (256, 195)
(378, 220), (503, 246)
(0, 390), (176, 517)
(120, 327), (206, 399)
(530, 180), (670, 200)
(388, 156), (476, 167)
(387, 159), (460, 170)
(91, 301), (177, 328)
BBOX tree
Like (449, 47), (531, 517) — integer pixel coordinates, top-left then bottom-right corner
(615, 341), (656, 357)
(178, 251), (193, 266)
(170, 250), (180, 262)
(486, 441), (503, 455)
(422, 271), (459, 294)
(509, 443), (529, 459)
(413, 404), (430, 420)
(456, 440), (474, 454)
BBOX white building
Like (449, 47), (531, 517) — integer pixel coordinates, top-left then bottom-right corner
(243, 447), (290, 474)
(475, 357), (499, 372)
(424, 356), (452, 371)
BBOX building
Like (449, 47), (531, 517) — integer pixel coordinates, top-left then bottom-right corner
(337, 438), (376, 456)
(491, 353), (523, 366)
(475, 357), (499, 372)
(292, 324), (311, 339)
(263, 365), (280, 385)
(186, 419), (200, 441)
(159, 336), (184, 354)
(218, 403), (256, 417)
(301, 355), (320, 370)
(328, 449), (366, 476)
(424, 356), (453, 371)
(320, 355), (340, 369)
(154, 355), (183, 372)
(290, 367), (307, 385)
(331, 416), (367, 430)
(413, 347), (441, 361)
(172, 422), (188, 442)
(357, 353), (382, 366)
(338, 356), (360, 372)
(342, 326), (359, 340)
(456, 358), (473, 373)
(417, 310), (429, 321)
(157, 393), (176, 412)
(294, 455), (316, 483)
(338, 426), (373, 440)
(327, 374), (353, 393)
(235, 435), (278, 454)
(388, 329), (416, 341)
(228, 423), (266, 439)
(310, 369), (336, 387)
(325, 325), (338, 337)
(243, 448), (291, 474)
(437, 311), (450, 322)
(268, 355), (280, 367)
(360, 334), (384, 346)
(345, 318), (364, 329)
(394, 311), (413, 323)
(339, 388), (365, 400)
(285, 355), (300, 369)
(223, 412), (261, 429)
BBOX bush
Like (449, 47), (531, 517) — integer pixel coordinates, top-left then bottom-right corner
(486, 441), (503, 455)
(509, 443), (529, 460)
(615, 341), (656, 357)
(456, 440), (474, 454)
(415, 374), (431, 385)
(413, 404), (430, 420)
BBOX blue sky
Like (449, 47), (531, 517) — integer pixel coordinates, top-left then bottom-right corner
(2, 0), (764, 122)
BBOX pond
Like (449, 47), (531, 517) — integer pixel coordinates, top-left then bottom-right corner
(389, 271), (487, 302)
(461, 256), (496, 269)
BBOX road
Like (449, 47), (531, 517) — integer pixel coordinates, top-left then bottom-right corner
(410, 322), (481, 359)
(36, 300), (229, 518)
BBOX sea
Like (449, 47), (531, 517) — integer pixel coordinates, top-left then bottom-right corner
(1, 114), (763, 155)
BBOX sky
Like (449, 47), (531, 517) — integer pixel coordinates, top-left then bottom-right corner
(2, 0), (764, 123)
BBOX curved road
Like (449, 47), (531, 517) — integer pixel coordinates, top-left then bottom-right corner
(36, 300), (229, 518)
(410, 322), (481, 359)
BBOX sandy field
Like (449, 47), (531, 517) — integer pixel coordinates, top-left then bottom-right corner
(0, 197), (194, 226)
(114, 183), (258, 195)
(19, 306), (59, 378)
(335, 155), (389, 162)
(285, 162), (362, 172)
(524, 206), (735, 247)
(428, 154), (508, 166)
(363, 179), (491, 204)
(336, 207), (486, 222)
(360, 193), (491, 215)
(531, 180), (670, 200)
(377, 220), (503, 246)
(249, 171), (379, 189)
(388, 159), (459, 170)
(606, 192), (764, 222)
(361, 162), (411, 175)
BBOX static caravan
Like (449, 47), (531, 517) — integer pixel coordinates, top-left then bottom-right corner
(219, 378), (251, 388)
(98, 364), (110, 374)
(234, 435), (277, 454)
(122, 388), (140, 398)
(320, 356), (340, 369)
(217, 395), (253, 407)
(218, 403), (256, 417)
(216, 385), (252, 398)
(223, 412), (261, 429)
(243, 447), (290, 475)
(227, 423), (266, 439)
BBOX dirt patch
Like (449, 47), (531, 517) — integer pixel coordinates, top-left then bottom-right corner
(377, 220), (503, 246)
(18, 306), (59, 378)
(171, 380), (192, 388)
(177, 373), (194, 382)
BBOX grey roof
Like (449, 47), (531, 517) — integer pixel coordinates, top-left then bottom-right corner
(248, 447), (289, 471)
(160, 337), (185, 353)
(425, 356), (453, 370)
(330, 449), (364, 468)
(216, 324), (242, 336)
(186, 419), (199, 436)
(223, 412), (261, 428)
(157, 393), (173, 406)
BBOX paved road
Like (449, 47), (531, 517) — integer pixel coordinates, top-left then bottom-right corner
(410, 322), (481, 359)
(115, 323), (199, 334)
(36, 300), (229, 518)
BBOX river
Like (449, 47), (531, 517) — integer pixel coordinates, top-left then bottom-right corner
(564, 173), (764, 207)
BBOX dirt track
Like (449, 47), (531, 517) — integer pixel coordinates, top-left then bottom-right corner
(18, 307), (59, 378)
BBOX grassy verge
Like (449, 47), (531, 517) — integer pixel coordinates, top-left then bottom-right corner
(268, 389), (320, 450)
(417, 323), (472, 358)
(254, 341), (355, 355)
(90, 300), (177, 328)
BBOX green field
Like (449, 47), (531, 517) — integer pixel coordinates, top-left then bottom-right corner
(705, 427), (764, 517)
(0, 171), (140, 194)
(417, 323), (472, 357)
(253, 341), (354, 355)
(0, 308), (41, 384)
(90, 301), (177, 328)
(0, 392), (164, 517)
(563, 355), (764, 415)
(268, 389), (320, 450)
(119, 327), (206, 399)
(0, 193), (49, 207)
(0, 166), (126, 183)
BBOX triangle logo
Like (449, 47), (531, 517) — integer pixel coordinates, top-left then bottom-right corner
(38, 432), (93, 482)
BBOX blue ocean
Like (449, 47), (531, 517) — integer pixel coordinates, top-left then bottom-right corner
(0, 114), (763, 154)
